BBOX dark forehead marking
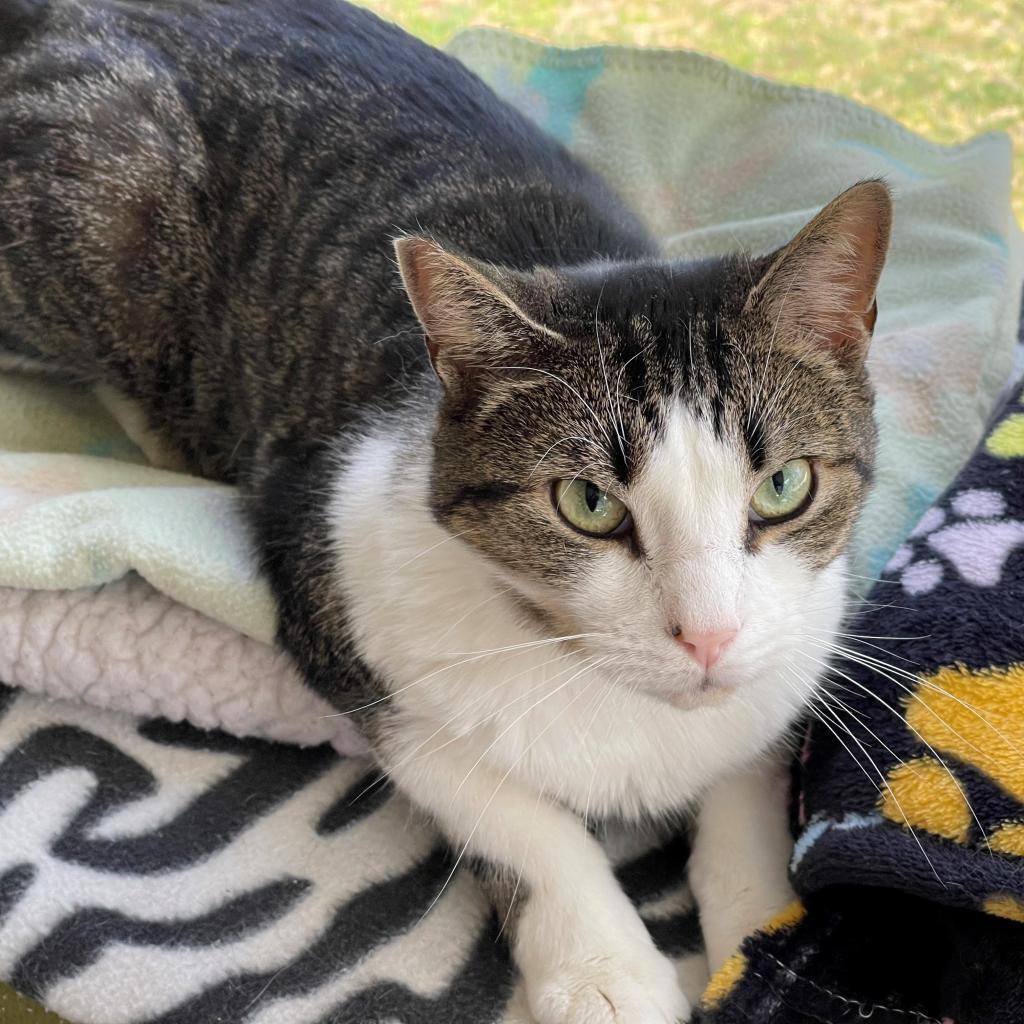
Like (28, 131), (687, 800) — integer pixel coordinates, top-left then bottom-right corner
(565, 256), (742, 343)
(571, 256), (749, 427)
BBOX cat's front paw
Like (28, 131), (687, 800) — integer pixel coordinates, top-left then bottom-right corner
(526, 949), (689, 1024)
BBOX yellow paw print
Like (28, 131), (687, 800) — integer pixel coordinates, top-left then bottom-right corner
(986, 413), (1024, 458)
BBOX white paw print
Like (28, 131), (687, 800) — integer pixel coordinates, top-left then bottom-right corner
(886, 488), (1024, 595)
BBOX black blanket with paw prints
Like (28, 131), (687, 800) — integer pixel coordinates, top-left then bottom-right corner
(698, 378), (1024, 1023)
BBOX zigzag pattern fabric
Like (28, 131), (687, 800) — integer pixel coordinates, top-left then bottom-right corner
(0, 686), (704, 1023)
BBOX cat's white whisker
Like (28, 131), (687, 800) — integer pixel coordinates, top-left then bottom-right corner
(319, 633), (605, 718)
(450, 655), (607, 804)
(593, 280), (629, 466)
(385, 529), (470, 579)
(429, 585), (516, 649)
(578, 677), (620, 834)
(785, 667), (946, 887)
(807, 637), (1021, 756)
(352, 651), (582, 805)
(497, 784), (546, 941)
(748, 272), (797, 437)
(795, 646), (991, 847)
(440, 632), (607, 659)
(501, 364), (616, 455)
(798, 638), (989, 755)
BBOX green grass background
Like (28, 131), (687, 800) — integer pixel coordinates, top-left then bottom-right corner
(359, 0), (1023, 224)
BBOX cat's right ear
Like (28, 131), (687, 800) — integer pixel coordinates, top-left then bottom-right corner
(394, 236), (555, 405)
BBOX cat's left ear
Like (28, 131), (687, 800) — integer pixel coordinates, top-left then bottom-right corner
(744, 180), (892, 368)
(394, 235), (555, 406)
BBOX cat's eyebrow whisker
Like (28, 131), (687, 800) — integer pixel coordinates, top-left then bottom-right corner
(501, 364), (616, 457)
(527, 435), (606, 480)
(614, 345), (647, 391)
(419, 666), (607, 924)
(556, 462), (604, 497)
(749, 348), (803, 438)
(723, 338), (756, 391)
(784, 666), (946, 887)
(592, 280), (629, 467)
(748, 272), (797, 437)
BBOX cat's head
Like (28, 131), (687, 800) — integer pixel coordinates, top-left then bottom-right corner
(395, 181), (891, 710)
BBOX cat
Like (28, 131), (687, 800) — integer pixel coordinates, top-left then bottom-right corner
(0, 0), (891, 1020)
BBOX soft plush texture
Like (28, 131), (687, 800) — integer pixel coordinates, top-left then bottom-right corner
(0, 29), (1021, 1024)
(0, 576), (367, 756)
(697, 380), (1024, 1023)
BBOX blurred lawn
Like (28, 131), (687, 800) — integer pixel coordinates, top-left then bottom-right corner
(360, 0), (1023, 225)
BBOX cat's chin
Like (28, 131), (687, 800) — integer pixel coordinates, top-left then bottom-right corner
(660, 679), (737, 711)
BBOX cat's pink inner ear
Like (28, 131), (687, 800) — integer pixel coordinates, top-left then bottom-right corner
(393, 235), (524, 396)
(746, 180), (893, 366)
(393, 235), (473, 380)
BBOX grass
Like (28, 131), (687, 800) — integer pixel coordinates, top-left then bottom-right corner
(360, 0), (1023, 225)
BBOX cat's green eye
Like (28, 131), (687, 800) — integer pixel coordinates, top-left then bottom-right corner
(749, 458), (813, 522)
(553, 478), (630, 537)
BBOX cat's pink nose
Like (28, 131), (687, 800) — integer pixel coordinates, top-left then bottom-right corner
(672, 628), (737, 670)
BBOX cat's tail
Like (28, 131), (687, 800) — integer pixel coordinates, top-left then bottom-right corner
(0, 0), (49, 55)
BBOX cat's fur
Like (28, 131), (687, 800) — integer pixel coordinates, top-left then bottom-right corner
(0, 0), (891, 1020)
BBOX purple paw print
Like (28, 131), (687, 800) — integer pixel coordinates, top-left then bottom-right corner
(886, 488), (1024, 596)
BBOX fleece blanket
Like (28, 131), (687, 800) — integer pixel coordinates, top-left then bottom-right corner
(0, 28), (1022, 1024)
(697, 382), (1024, 1022)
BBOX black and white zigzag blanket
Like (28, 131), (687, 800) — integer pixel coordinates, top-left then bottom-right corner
(0, 687), (704, 1023)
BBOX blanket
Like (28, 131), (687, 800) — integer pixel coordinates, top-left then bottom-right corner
(697, 382), (1024, 1022)
(0, 27), (1021, 1024)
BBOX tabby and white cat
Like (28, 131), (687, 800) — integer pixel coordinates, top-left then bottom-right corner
(0, 0), (890, 1019)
